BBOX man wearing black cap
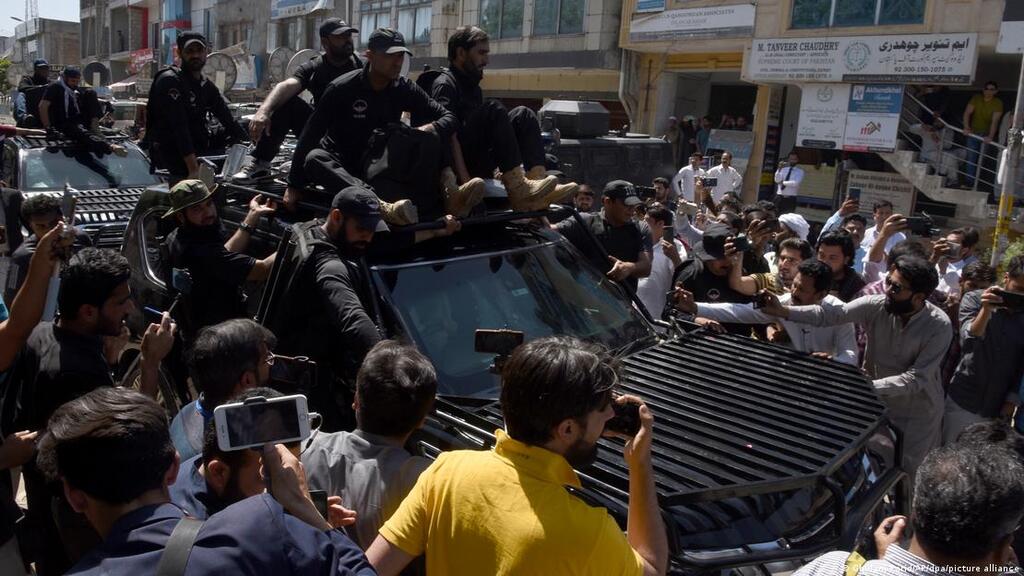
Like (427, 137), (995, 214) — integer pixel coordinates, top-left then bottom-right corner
(670, 222), (756, 335)
(554, 180), (652, 291)
(14, 59), (50, 127)
(38, 67), (126, 157)
(164, 179), (278, 334)
(422, 26), (576, 212)
(290, 28), (468, 225)
(145, 32), (247, 183)
(274, 186), (457, 430)
(234, 18), (363, 195)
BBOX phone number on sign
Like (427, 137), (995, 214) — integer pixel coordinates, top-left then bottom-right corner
(893, 66), (953, 73)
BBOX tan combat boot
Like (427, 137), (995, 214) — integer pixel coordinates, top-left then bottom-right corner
(440, 167), (485, 218)
(379, 199), (419, 226)
(500, 166), (561, 212)
(527, 165), (580, 205)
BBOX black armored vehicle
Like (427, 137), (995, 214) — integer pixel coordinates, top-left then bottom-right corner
(1, 131), (160, 249)
(123, 175), (905, 573)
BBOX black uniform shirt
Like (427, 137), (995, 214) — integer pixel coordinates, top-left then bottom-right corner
(166, 221), (255, 333)
(289, 65), (457, 188)
(428, 66), (483, 123)
(292, 53), (363, 105)
(556, 211), (651, 290)
(147, 68), (246, 158)
(41, 82), (82, 127)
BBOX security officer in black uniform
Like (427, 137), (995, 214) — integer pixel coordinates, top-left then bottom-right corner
(145, 32), (247, 184)
(289, 28), (461, 223)
(234, 18), (362, 207)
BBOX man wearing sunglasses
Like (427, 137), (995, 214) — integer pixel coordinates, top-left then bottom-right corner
(759, 255), (951, 479)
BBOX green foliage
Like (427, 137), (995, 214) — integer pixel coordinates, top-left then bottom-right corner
(0, 58), (11, 94)
(1001, 237), (1024, 272)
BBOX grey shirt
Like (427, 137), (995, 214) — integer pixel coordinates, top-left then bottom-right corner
(301, 429), (430, 550)
(947, 289), (1024, 418)
(787, 295), (952, 473)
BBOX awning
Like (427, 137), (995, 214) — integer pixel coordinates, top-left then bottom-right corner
(109, 75), (139, 90)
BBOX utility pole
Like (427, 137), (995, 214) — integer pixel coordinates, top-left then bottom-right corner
(991, 55), (1024, 268)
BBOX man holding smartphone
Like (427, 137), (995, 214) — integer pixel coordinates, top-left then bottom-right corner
(366, 336), (667, 576)
(932, 227), (980, 298)
(703, 152), (743, 204)
(942, 255), (1024, 444)
(37, 387), (376, 575)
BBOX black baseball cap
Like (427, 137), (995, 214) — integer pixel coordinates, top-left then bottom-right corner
(693, 223), (731, 261)
(177, 32), (208, 52)
(603, 180), (641, 207)
(63, 66), (81, 79)
(367, 28), (413, 55)
(33, 58), (49, 68)
(320, 18), (358, 38)
(331, 187), (389, 233)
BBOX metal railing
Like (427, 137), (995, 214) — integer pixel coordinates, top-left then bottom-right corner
(898, 90), (1007, 197)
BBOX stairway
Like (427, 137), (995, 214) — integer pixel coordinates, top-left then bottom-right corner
(877, 140), (992, 222)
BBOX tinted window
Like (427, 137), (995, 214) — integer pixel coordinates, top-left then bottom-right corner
(23, 146), (159, 191)
(376, 239), (653, 398)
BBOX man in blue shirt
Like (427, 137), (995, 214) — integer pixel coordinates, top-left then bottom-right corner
(36, 387), (375, 575)
(169, 319), (276, 461)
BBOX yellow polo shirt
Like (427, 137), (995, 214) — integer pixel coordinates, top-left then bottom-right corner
(379, 430), (646, 576)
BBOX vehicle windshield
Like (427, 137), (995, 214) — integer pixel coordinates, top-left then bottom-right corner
(375, 239), (654, 398)
(23, 146), (159, 190)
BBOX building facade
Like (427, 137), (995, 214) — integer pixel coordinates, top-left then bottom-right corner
(81, 0), (161, 86)
(10, 18), (81, 79)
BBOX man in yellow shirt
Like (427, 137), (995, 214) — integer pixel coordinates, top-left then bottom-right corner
(962, 81), (1004, 188)
(366, 336), (669, 576)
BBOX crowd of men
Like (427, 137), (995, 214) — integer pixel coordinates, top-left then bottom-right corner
(0, 18), (1022, 576)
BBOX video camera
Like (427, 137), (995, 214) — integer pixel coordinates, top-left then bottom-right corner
(635, 185), (658, 201)
(905, 214), (940, 238)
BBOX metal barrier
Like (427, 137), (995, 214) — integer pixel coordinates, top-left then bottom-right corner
(898, 90), (1006, 195)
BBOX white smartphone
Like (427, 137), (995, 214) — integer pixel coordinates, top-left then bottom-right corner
(213, 394), (311, 452)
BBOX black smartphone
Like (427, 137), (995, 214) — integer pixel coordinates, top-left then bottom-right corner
(847, 187), (862, 201)
(663, 225), (675, 241)
(995, 288), (1024, 311)
(752, 291), (771, 309)
(761, 217), (781, 233)
(904, 216), (936, 237)
(605, 398), (641, 436)
(474, 329), (525, 356)
(309, 489), (329, 520)
(731, 234), (752, 253)
(702, 177), (719, 188)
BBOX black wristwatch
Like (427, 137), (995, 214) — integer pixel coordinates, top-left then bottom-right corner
(239, 222), (254, 234)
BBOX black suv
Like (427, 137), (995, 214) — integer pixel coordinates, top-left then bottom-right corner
(1, 132), (160, 249)
(123, 179), (905, 574)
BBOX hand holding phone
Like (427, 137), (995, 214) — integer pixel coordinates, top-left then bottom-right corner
(214, 394), (312, 451)
(992, 287), (1024, 311)
(605, 395), (642, 436)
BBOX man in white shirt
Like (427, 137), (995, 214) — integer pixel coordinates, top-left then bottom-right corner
(671, 152), (705, 204)
(637, 204), (685, 319)
(675, 259), (857, 365)
(861, 200), (905, 257)
(933, 227), (980, 297)
(704, 151), (743, 204)
(773, 151), (804, 214)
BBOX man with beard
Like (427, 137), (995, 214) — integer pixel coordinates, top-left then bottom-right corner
(424, 26), (575, 211)
(14, 59), (51, 128)
(675, 259), (857, 365)
(276, 187), (457, 431)
(366, 336), (668, 576)
(164, 179), (277, 335)
(167, 319), (277, 462)
(145, 32), (247, 184)
(671, 223), (755, 335)
(290, 28), (467, 225)
(234, 19), (362, 197)
(8, 248), (175, 575)
(759, 255), (952, 479)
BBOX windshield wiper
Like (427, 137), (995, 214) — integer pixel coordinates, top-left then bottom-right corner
(612, 333), (659, 359)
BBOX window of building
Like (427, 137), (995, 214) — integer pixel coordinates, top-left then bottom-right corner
(533, 0), (584, 35)
(360, 0), (393, 45)
(481, 0), (524, 39)
(397, 0), (432, 44)
(791, 0), (925, 29)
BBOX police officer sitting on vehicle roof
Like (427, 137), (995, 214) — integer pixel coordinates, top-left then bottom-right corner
(289, 28), (477, 226)
(164, 179), (277, 336)
(553, 180), (653, 292)
(145, 32), (247, 184)
(233, 18), (362, 194)
(423, 26), (577, 212)
(38, 67), (127, 158)
(14, 59), (51, 128)
(272, 186), (456, 431)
